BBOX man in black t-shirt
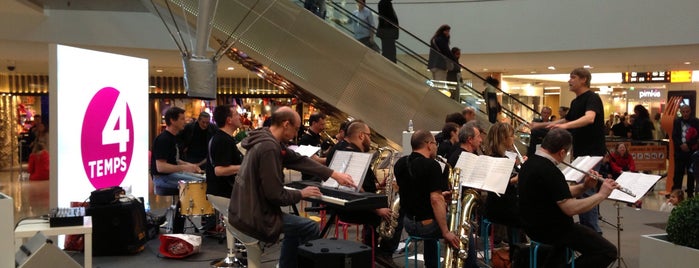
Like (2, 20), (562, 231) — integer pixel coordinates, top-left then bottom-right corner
(328, 121), (397, 267)
(529, 67), (606, 233)
(519, 128), (617, 267)
(151, 107), (204, 190)
(299, 112), (327, 181)
(206, 104), (244, 198)
(177, 112), (217, 169)
(150, 107), (205, 234)
(395, 130), (459, 268)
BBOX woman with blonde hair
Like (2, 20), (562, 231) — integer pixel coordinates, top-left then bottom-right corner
(484, 122), (525, 260)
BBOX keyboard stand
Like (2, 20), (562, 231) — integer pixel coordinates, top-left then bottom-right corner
(291, 202), (336, 239)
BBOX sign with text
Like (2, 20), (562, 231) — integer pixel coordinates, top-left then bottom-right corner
(622, 71), (670, 84)
(606, 142), (667, 171)
(50, 44), (148, 208)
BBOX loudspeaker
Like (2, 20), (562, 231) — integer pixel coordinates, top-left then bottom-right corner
(297, 238), (372, 268)
(183, 57), (217, 100)
(15, 232), (81, 268)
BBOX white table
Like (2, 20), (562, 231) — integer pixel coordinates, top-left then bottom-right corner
(14, 216), (93, 268)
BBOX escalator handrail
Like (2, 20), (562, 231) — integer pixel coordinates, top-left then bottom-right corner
(320, 0), (540, 119)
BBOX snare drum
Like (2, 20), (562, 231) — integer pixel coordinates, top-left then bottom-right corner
(178, 181), (214, 216)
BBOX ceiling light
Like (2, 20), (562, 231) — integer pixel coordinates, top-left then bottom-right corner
(684, 61), (691, 65)
(583, 65), (593, 69)
(482, 68), (488, 71)
(530, 71), (537, 74)
(226, 66), (235, 71)
(155, 69), (163, 73)
(547, 66), (556, 70)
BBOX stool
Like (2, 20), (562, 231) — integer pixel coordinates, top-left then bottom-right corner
(529, 241), (575, 268)
(404, 235), (441, 268)
(335, 219), (362, 241)
(154, 185), (180, 233)
(208, 194), (262, 268)
(334, 219), (375, 268)
(480, 218), (494, 264)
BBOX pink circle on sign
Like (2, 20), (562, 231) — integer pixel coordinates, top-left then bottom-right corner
(81, 87), (134, 189)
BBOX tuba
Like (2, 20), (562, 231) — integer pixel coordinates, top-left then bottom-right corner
(376, 147), (401, 241)
(443, 163), (480, 268)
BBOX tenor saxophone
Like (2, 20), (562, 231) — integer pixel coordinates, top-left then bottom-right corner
(444, 167), (480, 268)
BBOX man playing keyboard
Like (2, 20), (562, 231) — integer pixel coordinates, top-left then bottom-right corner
(228, 107), (354, 268)
(150, 107), (205, 233)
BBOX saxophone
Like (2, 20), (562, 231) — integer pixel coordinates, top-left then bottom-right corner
(376, 147), (400, 240)
(444, 166), (480, 268)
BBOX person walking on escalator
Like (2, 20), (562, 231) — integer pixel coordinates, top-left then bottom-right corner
(353, 0), (379, 52)
(446, 47), (462, 101)
(427, 24), (456, 81)
(484, 76), (501, 124)
(377, 0), (399, 63)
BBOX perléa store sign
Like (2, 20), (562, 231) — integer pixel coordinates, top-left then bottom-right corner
(639, 89), (661, 99)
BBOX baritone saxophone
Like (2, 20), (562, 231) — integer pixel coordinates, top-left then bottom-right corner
(444, 166), (480, 268)
(376, 147), (400, 241)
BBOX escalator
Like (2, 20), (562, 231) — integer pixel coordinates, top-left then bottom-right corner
(147, 0), (539, 149)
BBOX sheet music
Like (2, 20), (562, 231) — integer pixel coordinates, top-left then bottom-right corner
(453, 152), (515, 194)
(323, 151), (372, 192)
(504, 151), (518, 161)
(608, 172), (662, 203)
(562, 156), (603, 183)
(482, 158), (518, 194)
(288, 145), (320, 157)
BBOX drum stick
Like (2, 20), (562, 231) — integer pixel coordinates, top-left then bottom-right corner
(559, 161), (636, 197)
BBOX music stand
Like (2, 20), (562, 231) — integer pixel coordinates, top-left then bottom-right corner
(610, 201), (627, 268)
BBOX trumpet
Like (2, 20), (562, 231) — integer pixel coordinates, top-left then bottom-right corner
(321, 130), (337, 146)
(559, 161), (636, 197)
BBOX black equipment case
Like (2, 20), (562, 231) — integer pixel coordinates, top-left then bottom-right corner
(86, 196), (147, 256)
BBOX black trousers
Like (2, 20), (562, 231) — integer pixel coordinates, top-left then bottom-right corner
(380, 38), (397, 63)
(528, 223), (616, 268)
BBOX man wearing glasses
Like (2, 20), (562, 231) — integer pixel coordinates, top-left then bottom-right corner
(228, 107), (354, 268)
(395, 130), (459, 268)
(327, 121), (398, 267)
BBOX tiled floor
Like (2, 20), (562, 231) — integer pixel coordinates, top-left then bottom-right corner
(1, 165), (679, 267)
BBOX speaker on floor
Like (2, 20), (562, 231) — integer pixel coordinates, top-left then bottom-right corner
(87, 197), (147, 256)
(15, 232), (81, 268)
(297, 238), (372, 268)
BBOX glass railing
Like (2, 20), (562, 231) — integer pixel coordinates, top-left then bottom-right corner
(295, 0), (538, 131)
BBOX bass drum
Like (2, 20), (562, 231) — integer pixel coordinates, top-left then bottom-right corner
(178, 181), (214, 216)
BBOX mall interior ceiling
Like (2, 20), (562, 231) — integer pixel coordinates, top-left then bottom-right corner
(1, 0), (697, 90)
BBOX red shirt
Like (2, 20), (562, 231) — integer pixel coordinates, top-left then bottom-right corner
(28, 150), (49, 181)
(610, 152), (635, 177)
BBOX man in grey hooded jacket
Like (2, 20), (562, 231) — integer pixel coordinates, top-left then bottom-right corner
(229, 106), (354, 268)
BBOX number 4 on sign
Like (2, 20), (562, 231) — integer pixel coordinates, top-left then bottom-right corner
(102, 95), (130, 152)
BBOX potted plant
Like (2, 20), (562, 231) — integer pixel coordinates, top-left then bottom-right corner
(640, 197), (699, 268)
(667, 196), (699, 249)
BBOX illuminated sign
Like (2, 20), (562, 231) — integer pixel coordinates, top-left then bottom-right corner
(50, 45), (148, 208)
(639, 89), (661, 99)
(670, 70), (692, 83)
(622, 71), (670, 83)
